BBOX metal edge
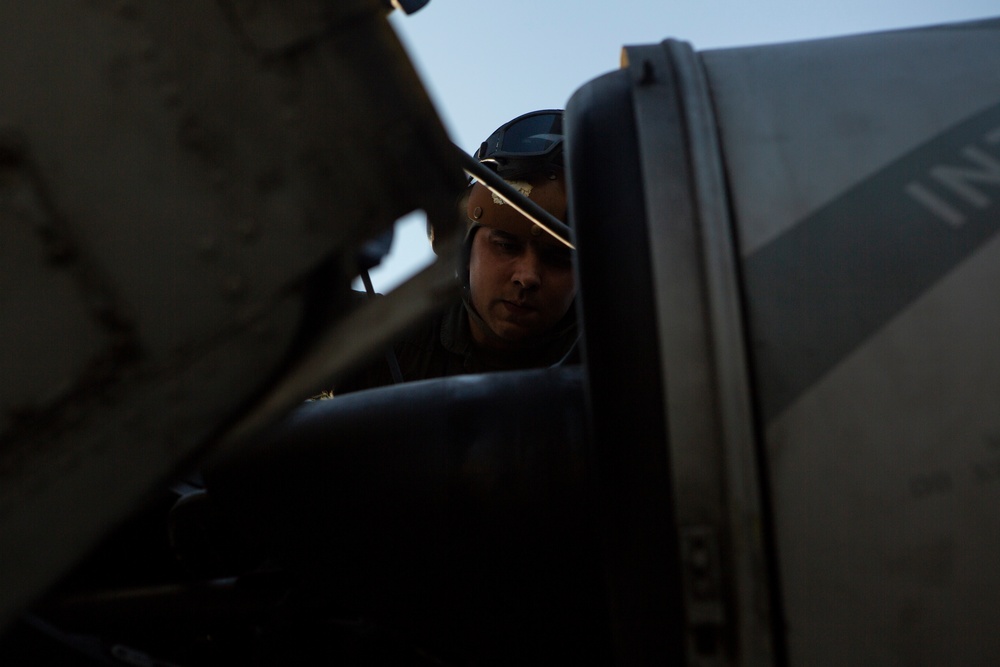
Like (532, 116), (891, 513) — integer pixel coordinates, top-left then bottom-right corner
(665, 40), (778, 666)
(623, 40), (776, 666)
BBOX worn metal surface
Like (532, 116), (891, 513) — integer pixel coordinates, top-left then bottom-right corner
(623, 40), (775, 666)
(571, 15), (1000, 665)
(0, 0), (462, 629)
(567, 37), (774, 664)
(702, 17), (1000, 665)
(205, 367), (609, 665)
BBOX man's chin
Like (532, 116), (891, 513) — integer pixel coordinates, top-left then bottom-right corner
(492, 322), (546, 347)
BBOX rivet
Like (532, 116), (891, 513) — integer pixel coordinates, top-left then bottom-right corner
(530, 225), (542, 236)
(638, 59), (655, 85)
(473, 206), (483, 219)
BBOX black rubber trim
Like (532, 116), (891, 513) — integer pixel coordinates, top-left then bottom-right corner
(567, 69), (686, 665)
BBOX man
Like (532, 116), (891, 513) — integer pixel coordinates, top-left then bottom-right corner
(334, 110), (577, 394)
(464, 172), (574, 352)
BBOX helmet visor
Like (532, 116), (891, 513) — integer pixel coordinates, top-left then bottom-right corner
(477, 110), (564, 162)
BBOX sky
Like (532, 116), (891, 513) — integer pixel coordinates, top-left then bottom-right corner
(362, 0), (999, 292)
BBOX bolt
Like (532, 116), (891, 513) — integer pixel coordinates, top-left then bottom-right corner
(638, 59), (655, 85)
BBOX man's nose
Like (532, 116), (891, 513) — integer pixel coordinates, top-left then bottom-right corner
(511, 249), (542, 290)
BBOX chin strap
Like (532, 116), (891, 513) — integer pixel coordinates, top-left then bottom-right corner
(549, 333), (581, 368)
(360, 268), (405, 384)
(462, 296), (512, 348)
(462, 294), (579, 363)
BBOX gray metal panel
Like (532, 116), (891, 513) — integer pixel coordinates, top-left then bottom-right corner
(744, 101), (1000, 422)
(699, 16), (1000, 665)
(0, 0), (462, 628)
(702, 19), (1000, 256)
(766, 232), (1000, 665)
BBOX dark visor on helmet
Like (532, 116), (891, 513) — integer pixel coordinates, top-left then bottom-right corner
(476, 110), (564, 163)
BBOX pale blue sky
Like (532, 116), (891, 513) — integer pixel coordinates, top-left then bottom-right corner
(364, 1), (999, 291)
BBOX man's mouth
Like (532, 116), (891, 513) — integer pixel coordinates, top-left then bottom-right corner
(500, 299), (537, 316)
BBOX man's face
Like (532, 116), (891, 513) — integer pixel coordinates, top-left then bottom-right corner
(468, 225), (576, 349)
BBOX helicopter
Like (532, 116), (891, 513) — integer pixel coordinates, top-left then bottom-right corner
(1, 1), (998, 664)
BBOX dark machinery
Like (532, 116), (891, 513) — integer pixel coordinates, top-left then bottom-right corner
(2, 3), (999, 665)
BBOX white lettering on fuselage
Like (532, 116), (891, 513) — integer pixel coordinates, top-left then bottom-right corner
(905, 125), (1000, 227)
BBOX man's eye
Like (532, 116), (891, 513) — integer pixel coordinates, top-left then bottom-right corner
(493, 239), (522, 253)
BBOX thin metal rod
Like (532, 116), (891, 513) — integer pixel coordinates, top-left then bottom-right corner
(360, 268), (405, 385)
(456, 147), (575, 249)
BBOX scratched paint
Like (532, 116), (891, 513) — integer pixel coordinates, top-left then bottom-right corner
(491, 180), (532, 205)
